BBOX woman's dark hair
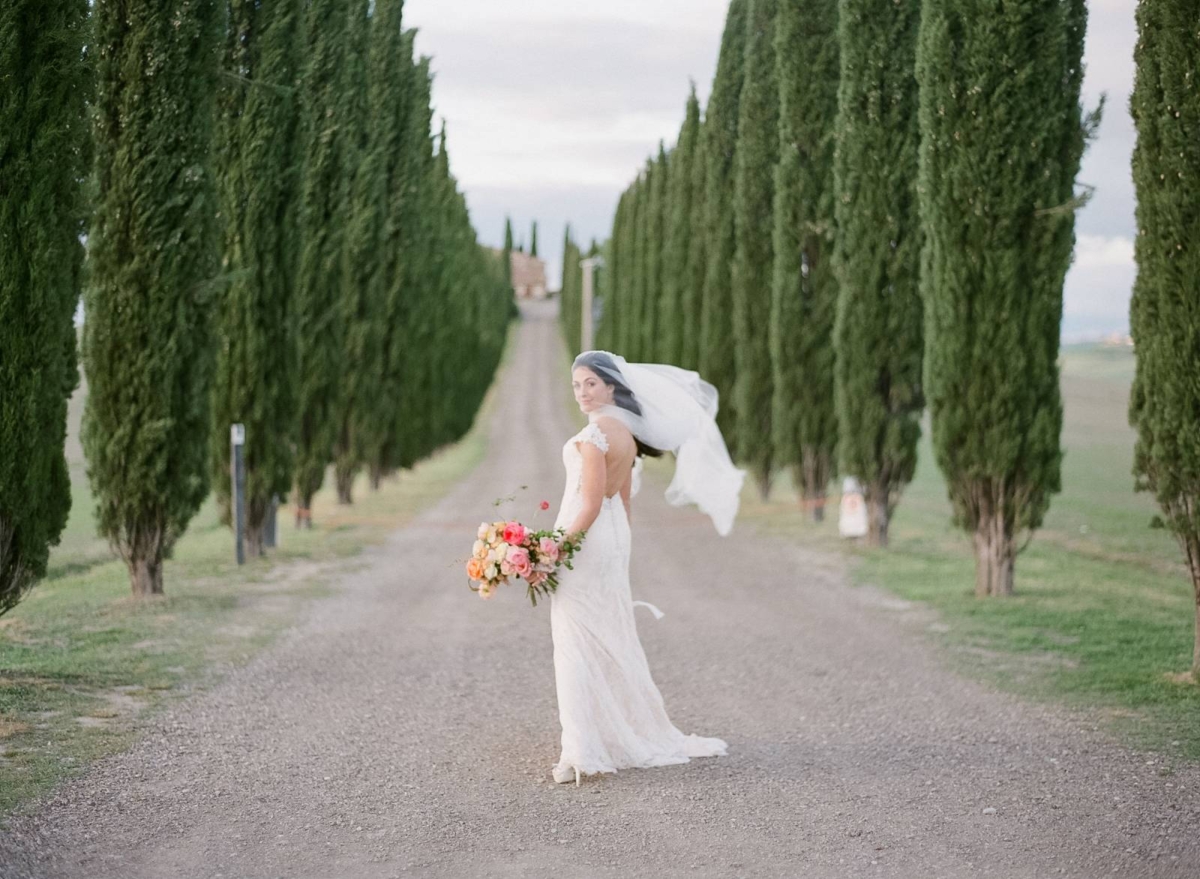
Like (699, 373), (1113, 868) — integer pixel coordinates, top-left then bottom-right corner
(573, 352), (664, 459)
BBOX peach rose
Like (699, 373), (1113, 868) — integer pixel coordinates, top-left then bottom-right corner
(507, 546), (533, 578)
(538, 536), (560, 562)
(466, 558), (484, 581)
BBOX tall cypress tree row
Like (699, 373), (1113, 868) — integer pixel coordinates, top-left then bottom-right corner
(332, 0), (371, 505)
(732, 0), (780, 499)
(83, 0), (223, 596)
(681, 109), (709, 373)
(0, 0), (89, 614)
(351, 0), (411, 491)
(833, 0), (924, 546)
(701, 0), (748, 452)
(293, 0), (353, 524)
(531, 220), (539, 258)
(642, 146), (670, 362)
(917, 0), (1094, 596)
(771, 0), (840, 521)
(661, 87), (702, 368)
(212, 0), (303, 556)
(1128, 0), (1200, 673)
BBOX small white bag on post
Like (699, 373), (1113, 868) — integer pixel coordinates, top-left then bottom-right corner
(838, 476), (868, 539)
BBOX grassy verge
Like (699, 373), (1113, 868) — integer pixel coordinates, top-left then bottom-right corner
(0, 330), (509, 822)
(731, 344), (1200, 758)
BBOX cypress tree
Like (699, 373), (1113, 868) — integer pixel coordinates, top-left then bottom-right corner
(390, 54), (436, 469)
(917, 0), (1095, 595)
(642, 146), (669, 362)
(681, 110), (709, 373)
(293, 0), (353, 524)
(83, 0), (223, 596)
(832, 0), (924, 546)
(662, 87), (702, 368)
(598, 191), (629, 351)
(212, 0), (303, 556)
(502, 216), (514, 289)
(1128, 0), (1200, 673)
(771, 0), (840, 521)
(560, 225), (582, 355)
(358, 1), (412, 490)
(391, 53), (439, 465)
(701, 0), (748, 452)
(0, 0), (89, 614)
(732, 0), (780, 499)
(619, 182), (638, 357)
(627, 174), (648, 361)
(332, 0), (372, 505)
(531, 220), (539, 258)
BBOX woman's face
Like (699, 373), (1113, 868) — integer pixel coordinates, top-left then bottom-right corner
(572, 367), (613, 413)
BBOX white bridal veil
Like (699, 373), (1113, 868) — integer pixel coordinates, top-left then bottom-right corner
(574, 350), (745, 536)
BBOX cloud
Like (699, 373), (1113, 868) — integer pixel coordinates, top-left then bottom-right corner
(407, 0), (1141, 337)
(1063, 235), (1136, 337)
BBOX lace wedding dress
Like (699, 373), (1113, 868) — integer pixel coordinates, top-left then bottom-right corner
(549, 419), (727, 785)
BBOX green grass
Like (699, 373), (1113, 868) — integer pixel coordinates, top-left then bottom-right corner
(0, 334), (505, 822)
(733, 343), (1200, 758)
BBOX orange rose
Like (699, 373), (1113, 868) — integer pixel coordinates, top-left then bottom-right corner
(466, 558), (485, 581)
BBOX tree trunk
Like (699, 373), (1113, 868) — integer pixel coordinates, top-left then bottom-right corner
(799, 449), (832, 523)
(1185, 533), (1200, 677)
(973, 506), (1015, 597)
(245, 520), (266, 559)
(867, 491), (890, 548)
(129, 551), (164, 597)
(335, 463), (354, 505)
(295, 491), (314, 529)
(755, 461), (772, 502)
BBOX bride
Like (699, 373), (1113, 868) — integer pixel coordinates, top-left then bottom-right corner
(550, 350), (745, 785)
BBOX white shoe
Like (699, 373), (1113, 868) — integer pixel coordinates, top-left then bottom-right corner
(552, 764), (581, 786)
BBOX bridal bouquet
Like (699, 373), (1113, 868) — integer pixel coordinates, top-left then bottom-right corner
(465, 513), (584, 607)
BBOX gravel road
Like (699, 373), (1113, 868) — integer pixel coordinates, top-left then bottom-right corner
(3, 299), (1198, 879)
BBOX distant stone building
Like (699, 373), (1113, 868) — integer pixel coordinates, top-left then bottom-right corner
(496, 248), (547, 299)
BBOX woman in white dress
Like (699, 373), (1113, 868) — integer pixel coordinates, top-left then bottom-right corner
(549, 351), (745, 785)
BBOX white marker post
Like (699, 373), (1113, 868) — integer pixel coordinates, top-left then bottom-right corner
(580, 256), (605, 352)
(231, 424), (246, 564)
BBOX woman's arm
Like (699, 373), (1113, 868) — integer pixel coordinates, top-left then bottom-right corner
(565, 441), (606, 542)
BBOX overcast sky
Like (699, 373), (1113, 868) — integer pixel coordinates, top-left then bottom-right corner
(406, 0), (1138, 340)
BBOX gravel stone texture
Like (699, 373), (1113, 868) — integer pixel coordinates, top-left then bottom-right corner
(2, 299), (1199, 878)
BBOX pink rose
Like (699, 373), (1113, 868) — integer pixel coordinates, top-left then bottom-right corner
(507, 546), (533, 578)
(503, 521), (527, 545)
(538, 536), (560, 563)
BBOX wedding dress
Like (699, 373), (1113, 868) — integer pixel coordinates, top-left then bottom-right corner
(549, 417), (727, 785)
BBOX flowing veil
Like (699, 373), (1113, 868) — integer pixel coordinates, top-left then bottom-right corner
(577, 351), (745, 536)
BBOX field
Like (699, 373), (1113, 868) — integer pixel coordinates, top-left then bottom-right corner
(734, 343), (1200, 757)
